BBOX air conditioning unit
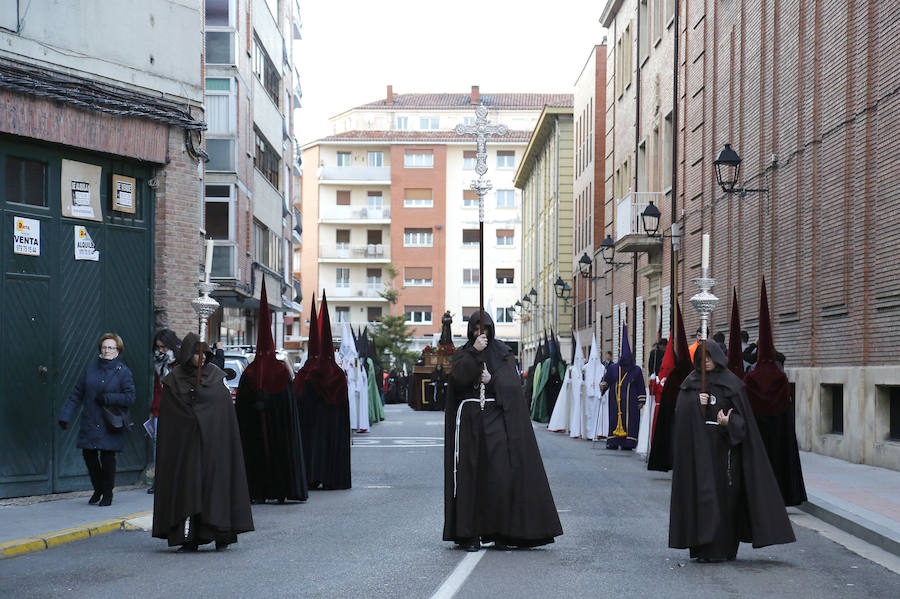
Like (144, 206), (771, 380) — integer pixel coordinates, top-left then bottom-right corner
(357, 290), (364, 296)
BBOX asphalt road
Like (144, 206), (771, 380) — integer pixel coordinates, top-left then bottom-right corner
(2, 403), (898, 598)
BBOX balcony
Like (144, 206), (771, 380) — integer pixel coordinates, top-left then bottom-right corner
(321, 285), (388, 302)
(319, 205), (390, 223)
(319, 166), (391, 184)
(319, 243), (391, 262)
(614, 191), (665, 253)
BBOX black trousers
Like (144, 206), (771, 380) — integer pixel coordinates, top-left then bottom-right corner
(82, 449), (116, 496)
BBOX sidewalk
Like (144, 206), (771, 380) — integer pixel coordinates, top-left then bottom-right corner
(0, 487), (153, 559)
(798, 450), (900, 557)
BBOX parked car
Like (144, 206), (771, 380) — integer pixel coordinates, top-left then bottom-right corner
(223, 358), (244, 403)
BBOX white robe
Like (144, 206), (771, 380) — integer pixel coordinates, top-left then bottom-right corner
(567, 335), (586, 439)
(547, 367), (571, 433)
(584, 334), (608, 440)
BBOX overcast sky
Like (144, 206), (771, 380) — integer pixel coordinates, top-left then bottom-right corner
(293, 0), (608, 144)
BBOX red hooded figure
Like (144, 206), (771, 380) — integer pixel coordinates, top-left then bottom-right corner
(727, 288), (745, 380)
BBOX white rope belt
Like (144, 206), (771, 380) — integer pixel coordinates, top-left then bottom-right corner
(453, 397), (496, 498)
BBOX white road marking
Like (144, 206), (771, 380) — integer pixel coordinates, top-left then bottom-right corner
(351, 436), (444, 448)
(429, 549), (486, 599)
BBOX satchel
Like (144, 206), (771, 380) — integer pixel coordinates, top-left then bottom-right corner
(100, 365), (132, 432)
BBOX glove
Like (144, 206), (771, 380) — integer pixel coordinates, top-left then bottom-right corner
(58, 420), (67, 430)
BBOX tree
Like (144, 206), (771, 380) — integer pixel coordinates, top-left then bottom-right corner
(370, 264), (417, 370)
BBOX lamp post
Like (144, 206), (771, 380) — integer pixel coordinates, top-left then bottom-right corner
(553, 276), (572, 311)
(714, 144), (769, 196)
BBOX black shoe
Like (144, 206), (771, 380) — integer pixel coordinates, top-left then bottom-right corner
(459, 538), (480, 552)
(88, 490), (102, 505)
(215, 541), (228, 552)
(176, 543), (198, 553)
(147, 486), (154, 494)
(492, 541), (513, 550)
(98, 494), (112, 507)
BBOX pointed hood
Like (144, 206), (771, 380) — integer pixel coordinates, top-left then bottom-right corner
(358, 326), (369, 360)
(727, 288), (745, 379)
(338, 321), (358, 366)
(316, 291), (349, 404)
(294, 294), (321, 394)
(657, 328), (676, 385)
(351, 325), (359, 353)
(572, 333), (585, 371)
(550, 328), (563, 366)
(744, 278), (791, 416)
(618, 323), (634, 370)
(674, 302), (691, 372)
(243, 277), (291, 393)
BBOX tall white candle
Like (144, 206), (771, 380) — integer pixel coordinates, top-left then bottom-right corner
(701, 233), (710, 271)
(205, 238), (214, 277)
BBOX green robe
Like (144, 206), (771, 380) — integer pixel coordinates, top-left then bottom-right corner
(367, 358), (385, 423)
(531, 359), (551, 422)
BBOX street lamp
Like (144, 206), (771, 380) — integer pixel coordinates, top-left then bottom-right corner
(714, 144), (768, 196)
(553, 276), (572, 312)
(599, 235), (630, 267)
(640, 201), (661, 237)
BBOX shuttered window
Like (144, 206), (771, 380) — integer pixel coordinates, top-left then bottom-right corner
(336, 190), (351, 205)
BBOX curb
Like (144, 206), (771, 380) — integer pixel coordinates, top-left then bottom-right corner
(799, 494), (900, 559)
(0, 510), (152, 559)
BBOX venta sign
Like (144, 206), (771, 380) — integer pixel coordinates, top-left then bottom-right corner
(13, 216), (40, 256)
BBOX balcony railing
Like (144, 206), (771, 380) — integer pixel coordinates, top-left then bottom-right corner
(614, 190), (666, 253)
(319, 205), (391, 221)
(321, 284), (388, 300)
(319, 243), (390, 260)
(319, 166), (391, 183)
(615, 191), (666, 241)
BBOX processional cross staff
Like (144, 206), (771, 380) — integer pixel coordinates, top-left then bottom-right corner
(455, 105), (508, 409)
(689, 233), (719, 420)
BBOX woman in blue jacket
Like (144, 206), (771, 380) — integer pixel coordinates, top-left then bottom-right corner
(59, 333), (136, 506)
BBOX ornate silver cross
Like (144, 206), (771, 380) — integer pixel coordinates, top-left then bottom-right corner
(455, 105), (508, 221)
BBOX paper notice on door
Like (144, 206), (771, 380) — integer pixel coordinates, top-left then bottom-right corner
(14, 216), (40, 256)
(74, 225), (99, 261)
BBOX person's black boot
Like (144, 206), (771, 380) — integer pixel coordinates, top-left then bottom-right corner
(176, 543), (198, 553)
(98, 451), (116, 506)
(460, 537), (480, 552)
(88, 490), (103, 504)
(82, 450), (103, 504)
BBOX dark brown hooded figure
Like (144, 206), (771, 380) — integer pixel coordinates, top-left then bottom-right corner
(293, 292), (351, 490)
(152, 333), (254, 551)
(669, 340), (795, 561)
(235, 279), (308, 503)
(742, 278), (807, 506)
(443, 311), (562, 550)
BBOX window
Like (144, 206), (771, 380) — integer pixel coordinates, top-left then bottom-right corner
(463, 116), (475, 126)
(366, 230), (382, 245)
(462, 268), (480, 286)
(367, 191), (383, 209)
(335, 306), (350, 323)
(463, 150), (476, 170)
(366, 267), (382, 289)
(336, 190), (351, 205)
(367, 307), (383, 322)
(404, 228), (432, 247)
(496, 268), (514, 285)
(891, 387), (900, 441)
(639, 1), (649, 62)
(335, 229), (350, 249)
(823, 384), (844, 434)
(252, 36), (279, 107)
(405, 306), (433, 324)
(463, 189), (478, 208)
(496, 150), (515, 168)
(205, 78), (236, 135)
(207, 139), (235, 172)
(419, 116), (439, 129)
(337, 152), (352, 167)
(336, 267), (350, 288)
(5, 156), (47, 207)
(254, 221), (282, 271)
(496, 189), (515, 208)
(404, 266), (433, 287)
(404, 151), (434, 168)
(496, 229), (515, 246)
(205, 0), (231, 26)
(206, 31), (234, 65)
(396, 116), (408, 130)
(662, 112), (673, 189)
(462, 229), (479, 247)
(461, 306), (480, 322)
(253, 129), (280, 189)
(653, 0), (663, 41)
(666, 0), (675, 23)
(404, 188), (433, 208)
(367, 151), (384, 167)
(496, 307), (515, 324)
(204, 185), (233, 240)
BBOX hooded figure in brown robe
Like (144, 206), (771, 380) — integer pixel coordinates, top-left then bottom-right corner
(152, 333), (254, 551)
(669, 340), (795, 561)
(444, 311), (562, 551)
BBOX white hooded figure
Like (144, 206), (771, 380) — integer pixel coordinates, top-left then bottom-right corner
(338, 322), (369, 432)
(567, 335), (586, 439)
(547, 361), (571, 433)
(584, 334), (608, 441)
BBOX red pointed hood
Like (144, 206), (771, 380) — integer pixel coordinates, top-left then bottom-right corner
(727, 288), (745, 379)
(296, 292), (348, 405)
(657, 328), (676, 385)
(242, 276), (291, 393)
(744, 278), (791, 416)
(294, 294), (321, 394)
(674, 302), (691, 372)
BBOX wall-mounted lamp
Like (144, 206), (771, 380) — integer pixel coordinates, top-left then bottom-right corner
(599, 235), (631, 267)
(639, 201), (681, 251)
(553, 276), (572, 311)
(714, 144), (769, 196)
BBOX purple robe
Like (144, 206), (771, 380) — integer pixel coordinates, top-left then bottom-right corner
(602, 326), (646, 449)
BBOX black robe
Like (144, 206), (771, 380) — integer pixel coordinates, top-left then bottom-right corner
(152, 335), (254, 548)
(669, 343), (795, 558)
(754, 409), (808, 506)
(297, 380), (351, 490)
(443, 313), (562, 547)
(235, 376), (308, 503)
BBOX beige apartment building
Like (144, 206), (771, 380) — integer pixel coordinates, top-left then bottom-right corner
(299, 87), (569, 358)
